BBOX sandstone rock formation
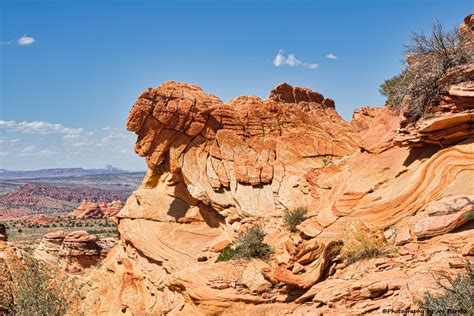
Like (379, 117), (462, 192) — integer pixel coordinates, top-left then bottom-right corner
(125, 81), (358, 217)
(70, 201), (103, 219)
(71, 200), (124, 219)
(100, 200), (124, 216)
(35, 230), (115, 274)
(80, 75), (474, 315)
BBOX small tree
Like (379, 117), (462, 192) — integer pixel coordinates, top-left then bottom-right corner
(380, 21), (473, 120)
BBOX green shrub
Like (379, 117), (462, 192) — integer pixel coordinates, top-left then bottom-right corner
(215, 245), (237, 262)
(465, 212), (474, 221)
(283, 207), (308, 232)
(417, 261), (474, 315)
(215, 225), (272, 262)
(379, 69), (410, 107)
(11, 255), (81, 316)
(234, 225), (272, 260)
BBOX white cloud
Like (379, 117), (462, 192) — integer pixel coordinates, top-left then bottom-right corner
(16, 145), (53, 157)
(325, 53), (338, 60)
(19, 145), (36, 156)
(17, 35), (36, 46)
(62, 133), (83, 140)
(1, 35), (36, 47)
(0, 122), (143, 170)
(38, 149), (54, 156)
(273, 50), (318, 70)
(0, 120), (83, 135)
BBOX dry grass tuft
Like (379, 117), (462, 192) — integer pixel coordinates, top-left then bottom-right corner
(340, 222), (391, 265)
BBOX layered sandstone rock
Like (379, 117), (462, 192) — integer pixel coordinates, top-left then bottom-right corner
(125, 81), (358, 217)
(35, 230), (115, 274)
(294, 228), (474, 314)
(82, 78), (474, 315)
(70, 201), (103, 219)
(395, 64), (474, 147)
(71, 200), (124, 219)
(100, 200), (124, 216)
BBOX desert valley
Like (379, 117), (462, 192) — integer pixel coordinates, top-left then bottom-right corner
(0, 4), (473, 316)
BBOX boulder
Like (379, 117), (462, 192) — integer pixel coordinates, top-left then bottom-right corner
(241, 260), (272, 294)
(35, 230), (116, 274)
(70, 201), (104, 219)
(413, 195), (473, 238)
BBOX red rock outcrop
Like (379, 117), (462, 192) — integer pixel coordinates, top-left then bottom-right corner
(70, 201), (103, 219)
(71, 200), (124, 219)
(100, 200), (124, 216)
(460, 13), (474, 37)
(35, 230), (116, 274)
(22, 214), (58, 225)
(125, 81), (358, 218)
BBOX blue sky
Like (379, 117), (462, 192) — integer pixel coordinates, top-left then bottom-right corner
(0, 0), (472, 170)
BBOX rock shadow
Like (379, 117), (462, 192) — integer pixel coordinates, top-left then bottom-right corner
(402, 145), (439, 167)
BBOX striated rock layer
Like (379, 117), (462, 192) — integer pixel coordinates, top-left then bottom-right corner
(395, 16), (474, 148)
(395, 64), (474, 147)
(71, 200), (124, 219)
(83, 80), (474, 315)
(34, 230), (116, 274)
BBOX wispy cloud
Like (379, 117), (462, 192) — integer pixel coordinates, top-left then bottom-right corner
(0, 120), (83, 135)
(0, 120), (142, 169)
(18, 145), (53, 157)
(1, 35), (36, 46)
(325, 53), (338, 60)
(273, 50), (318, 70)
(17, 35), (36, 46)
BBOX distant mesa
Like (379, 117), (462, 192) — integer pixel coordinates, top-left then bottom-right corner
(0, 165), (132, 180)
